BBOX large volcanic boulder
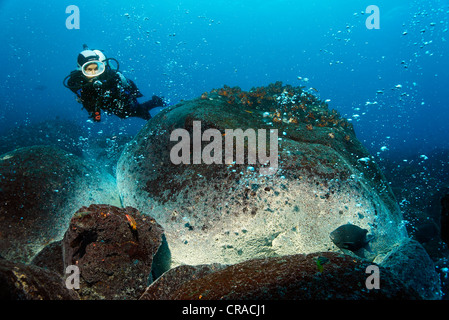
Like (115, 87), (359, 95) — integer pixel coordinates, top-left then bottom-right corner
(378, 238), (442, 300)
(140, 252), (420, 300)
(62, 204), (171, 300)
(441, 192), (449, 245)
(0, 119), (85, 157)
(117, 82), (408, 266)
(0, 119), (134, 178)
(31, 240), (64, 275)
(0, 258), (79, 300)
(0, 145), (121, 263)
(139, 263), (226, 300)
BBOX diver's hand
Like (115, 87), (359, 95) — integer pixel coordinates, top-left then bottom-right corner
(93, 80), (103, 88)
(89, 111), (101, 122)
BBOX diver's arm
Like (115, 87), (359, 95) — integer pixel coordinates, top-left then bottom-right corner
(66, 71), (103, 121)
(82, 101), (101, 122)
(114, 72), (144, 98)
(79, 86), (102, 122)
(66, 71), (86, 96)
(127, 78), (144, 98)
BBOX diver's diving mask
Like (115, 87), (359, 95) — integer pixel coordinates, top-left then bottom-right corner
(81, 60), (106, 78)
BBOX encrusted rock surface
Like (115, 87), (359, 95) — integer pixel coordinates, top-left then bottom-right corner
(0, 146), (121, 263)
(378, 238), (442, 300)
(0, 258), (79, 300)
(1, 83), (441, 300)
(62, 204), (171, 300)
(141, 252), (420, 300)
(140, 263), (226, 300)
(117, 82), (408, 266)
(30, 240), (64, 275)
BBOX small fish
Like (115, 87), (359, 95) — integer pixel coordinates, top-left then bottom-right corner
(244, 110), (253, 113)
(125, 214), (137, 231)
(330, 224), (374, 257)
(314, 256), (329, 273)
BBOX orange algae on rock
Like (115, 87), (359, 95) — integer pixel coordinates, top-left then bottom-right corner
(211, 81), (352, 132)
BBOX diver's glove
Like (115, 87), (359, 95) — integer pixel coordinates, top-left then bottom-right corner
(93, 80), (103, 88)
(89, 111), (102, 122)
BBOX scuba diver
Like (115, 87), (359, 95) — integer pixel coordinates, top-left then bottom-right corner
(64, 45), (165, 122)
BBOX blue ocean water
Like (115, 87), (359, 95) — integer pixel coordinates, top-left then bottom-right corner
(1, 0), (448, 157)
(0, 0), (447, 155)
(0, 0), (449, 302)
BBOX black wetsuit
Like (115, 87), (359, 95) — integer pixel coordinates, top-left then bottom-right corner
(66, 68), (164, 121)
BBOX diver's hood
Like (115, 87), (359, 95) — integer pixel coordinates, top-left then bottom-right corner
(77, 49), (106, 67)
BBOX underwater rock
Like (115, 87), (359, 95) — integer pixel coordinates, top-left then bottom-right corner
(0, 258), (79, 300)
(378, 238), (442, 300)
(0, 119), (134, 178)
(62, 204), (171, 300)
(408, 208), (440, 244)
(435, 257), (449, 300)
(0, 145), (121, 263)
(0, 119), (85, 157)
(30, 240), (64, 275)
(140, 263), (226, 300)
(117, 82), (408, 266)
(381, 149), (449, 260)
(141, 252), (420, 300)
(441, 193), (449, 245)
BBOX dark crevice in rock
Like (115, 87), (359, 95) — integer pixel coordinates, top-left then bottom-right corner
(150, 234), (171, 284)
(71, 230), (98, 261)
